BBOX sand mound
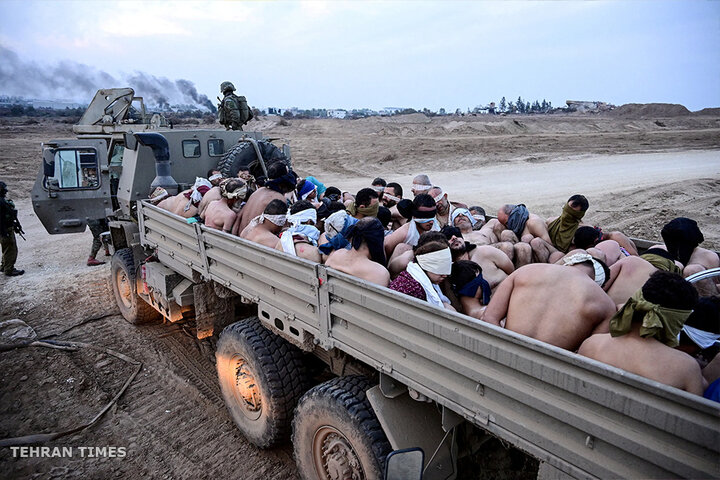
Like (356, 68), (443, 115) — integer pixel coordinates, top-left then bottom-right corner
(694, 107), (720, 115)
(610, 103), (690, 118)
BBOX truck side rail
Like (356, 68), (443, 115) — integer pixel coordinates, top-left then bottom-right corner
(137, 201), (720, 479)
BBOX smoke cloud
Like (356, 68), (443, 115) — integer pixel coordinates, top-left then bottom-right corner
(0, 45), (216, 112)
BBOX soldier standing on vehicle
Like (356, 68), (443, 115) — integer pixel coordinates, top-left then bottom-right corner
(0, 181), (25, 276)
(87, 218), (109, 266)
(217, 81), (253, 131)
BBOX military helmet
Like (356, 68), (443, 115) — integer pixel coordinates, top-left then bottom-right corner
(220, 81), (236, 94)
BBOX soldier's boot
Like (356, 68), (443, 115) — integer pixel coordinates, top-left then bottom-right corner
(87, 256), (105, 267)
(4, 269), (24, 276)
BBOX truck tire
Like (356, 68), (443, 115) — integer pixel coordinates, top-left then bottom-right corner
(217, 141), (288, 179)
(110, 248), (161, 324)
(216, 318), (308, 448)
(292, 376), (392, 480)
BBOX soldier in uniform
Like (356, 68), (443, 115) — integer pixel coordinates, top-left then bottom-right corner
(218, 81), (253, 131)
(87, 218), (110, 266)
(0, 181), (25, 276)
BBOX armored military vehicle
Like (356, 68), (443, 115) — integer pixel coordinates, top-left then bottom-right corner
(32, 89), (719, 480)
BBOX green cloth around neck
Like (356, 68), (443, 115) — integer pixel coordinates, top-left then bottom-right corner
(609, 289), (691, 347)
(547, 203), (585, 253)
(639, 253), (683, 275)
(347, 202), (379, 218)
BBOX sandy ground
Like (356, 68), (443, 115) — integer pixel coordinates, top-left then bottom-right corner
(0, 110), (719, 479)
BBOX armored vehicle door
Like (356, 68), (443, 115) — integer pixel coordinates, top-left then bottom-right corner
(32, 139), (111, 234)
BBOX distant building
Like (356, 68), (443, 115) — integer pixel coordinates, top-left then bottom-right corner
(328, 109), (347, 119)
(379, 107), (404, 116)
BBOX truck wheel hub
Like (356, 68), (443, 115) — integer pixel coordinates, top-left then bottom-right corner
(314, 426), (363, 480)
(232, 356), (262, 419)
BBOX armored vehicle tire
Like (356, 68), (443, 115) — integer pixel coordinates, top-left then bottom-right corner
(217, 141), (288, 179)
(110, 248), (161, 325)
(292, 376), (392, 480)
(216, 317), (308, 448)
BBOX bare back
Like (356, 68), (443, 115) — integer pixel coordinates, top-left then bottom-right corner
(241, 223), (280, 249)
(578, 331), (706, 395)
(484, 264), (616, 351)
(326, 248), (390, 286)
(204, 200), (236, 233)
(233, 188), (285, 235)
(198, 186), (222, 219)
(469, 245), (514, 290)
(604, 256), (657, 306)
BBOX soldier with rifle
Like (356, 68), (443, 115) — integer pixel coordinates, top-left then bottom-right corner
(0, 181), (25, 276)
(217, 81), (253, 131)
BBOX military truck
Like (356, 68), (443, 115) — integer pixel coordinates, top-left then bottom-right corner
(32, 89), (719, 480)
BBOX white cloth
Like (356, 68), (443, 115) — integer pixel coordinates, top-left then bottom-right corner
(280, 231), (296, 255)
(412, 183), (432, 192)
(247, 213), (287, 229)
(384, 193), (401, 204)
(415, 248), (452, 275)
(432, 188), (445, 202)
(406, 262), (444, 308)
(450, 208), (477, 227)
(324, 210), (349, 237)
(184, 177), (213, 211)
(287, 208), (317, 226)
(563, 253), (605, 286)
(208, 173), (223, 182)
(680, 325), (720, 349)
(404, 218), (440, 246)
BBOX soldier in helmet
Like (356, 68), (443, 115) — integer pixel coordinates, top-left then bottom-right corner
(0, 181), (25, 276)
(218, 81), (253, 131)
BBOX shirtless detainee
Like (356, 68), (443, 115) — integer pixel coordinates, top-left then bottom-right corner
(450, 260), (494, 320)
(325, 217), (390, 287)
(240, 199), (287, 249)
(198, 169), (225, 219)
(232, 163), (295, 235)
(661, 217), (720, 295)
(482, 257), (617, 351)
(384, 194), (440, 261)
(410, 174), (432, 197)
(473, 218), (531, 268)
(578, 271), (704, 395)
(275, 200), (322, 263)
(497, 203), (560, 263)
(442, 226), (514, 291)
(204, 179), (246, 233)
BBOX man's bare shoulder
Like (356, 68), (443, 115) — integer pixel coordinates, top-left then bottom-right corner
(690, 246), (720, 268)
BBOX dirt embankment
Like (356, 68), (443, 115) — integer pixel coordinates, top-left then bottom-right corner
(0, 109), (718, 479)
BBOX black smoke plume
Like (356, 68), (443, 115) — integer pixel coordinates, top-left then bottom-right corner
(0, 45), (215, 112)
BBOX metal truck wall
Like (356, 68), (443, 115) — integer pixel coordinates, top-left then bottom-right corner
(137, 202), (720, 480)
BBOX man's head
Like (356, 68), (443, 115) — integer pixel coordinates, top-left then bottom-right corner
(497, 204), (515, 226)
(207, 169), (223, 186)
(221, 179), (247, 205)
(353, 187), (380, 218)
(371, 177), (386, 199)
(660, 217), (704, 266)
(429, 186), (449, 214)
(450, 208), (475, 233)
(440, 225), (470, 260)
(290, 200), (316, 225)
(382, 182), (403, 207)
(574, 226), (603, 250)
(324, 186), (342, 202)
(377, 206), (391, 229)
(450, 260), (489, 303)
(0, 181), (7, 197)
(297, 179), (317, 201)
(412, 194), (437, 232)
(415, 231), (449, 249)
(261, 199), (289, 232)
(568, 194), (589, 212)
(266, 163), (296, 194)
(220, 81), (235, 94)
(468, 206), (486, 228)
(411, 174), (432, 197)
(562, 253), (610, 288)
(678, 296), (720, 353)
(642, 270), (698, 311)
(346, 216), (387, 265)
(414, 240), (452, 284)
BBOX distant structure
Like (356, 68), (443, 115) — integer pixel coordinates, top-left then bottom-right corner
(565, 100), (614, 113)
(379, 107), (404, 116)
(327, 109), (347, 119)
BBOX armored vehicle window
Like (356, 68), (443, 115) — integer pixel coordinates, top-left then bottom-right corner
(52, 149), (100, 189)
(208, 139), (224, 157)
(182, 140), (201, 158)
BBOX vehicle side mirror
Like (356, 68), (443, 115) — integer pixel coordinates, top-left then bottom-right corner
(124, 132), (137, 151)
(43, 149), (55, 177)
(384, 447), (424, 480)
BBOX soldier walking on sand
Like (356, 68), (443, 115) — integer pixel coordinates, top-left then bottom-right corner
(217, 81), (253, 131)
(0, 181), (25, 276)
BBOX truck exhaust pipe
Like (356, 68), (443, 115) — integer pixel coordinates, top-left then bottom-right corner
(135, 132), (178, 193)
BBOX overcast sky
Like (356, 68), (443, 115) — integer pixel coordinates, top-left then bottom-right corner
(0, 0), (718, 111)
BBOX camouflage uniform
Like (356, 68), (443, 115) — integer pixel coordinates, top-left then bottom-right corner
(218, 81), (253, 131)
(0, 182), (22, 276)
(88, 218), (109, 258)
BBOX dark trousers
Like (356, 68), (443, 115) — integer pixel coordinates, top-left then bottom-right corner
(1, 232), (18, 274)
(88, 219), (108, 258)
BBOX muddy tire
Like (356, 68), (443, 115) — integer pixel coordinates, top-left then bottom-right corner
(110, 248), (160, 324)
(292, 376), (391, 480)
(216, 317), (308, 448)
(217, 141), (288, 179)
